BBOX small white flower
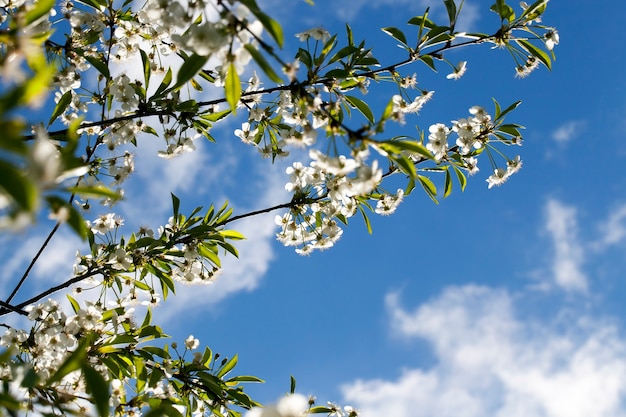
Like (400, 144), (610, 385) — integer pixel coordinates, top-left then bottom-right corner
(295, 27), (330, 42)
(486, 168), (508, 188)
(544, 29), (559, 50)
(185, 335), (200, 350)
(446, 61), (467, 80)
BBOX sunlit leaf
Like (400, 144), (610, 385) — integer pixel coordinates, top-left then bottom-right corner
(225, 62), (241, 112)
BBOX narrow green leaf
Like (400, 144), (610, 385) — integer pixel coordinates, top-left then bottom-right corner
(520, 0), (548, 20)
(67, 184), (121, 201)
(200, 108), (231, 123)
(517, 39), (551, 69)
(444, 167), (452, 198)
(140, 49), (151, 89)
(171, 193), (180, 221)
(47, 335), (93, 384)
(345, 95), (374, 123)
(418, 175), (438, 203)
(225, 62), (241, 112)
(175, 54), (209, 89)
(443, 0), (457, 26)
(239, 0), (284, 47)
(419, 54), (437, 72)
(358, 205), (373, 234)
(220, 230), (246, 240)
(67, 294), (80, 313)
(407, 15), (436, 29)
(391, 154), (417, 179)
(495, 100), (522, 121)
(85, 55), (110, 79)
(328, 45), (359, 65)
(452, 164), (467, 191)
(25, 0), (54, 25)
(393, 140), (433, 160)
(152, 67), (172, 99)
(498, 124), (523, 136)
(290, 375), (297, 394)
(309, 406), (333, 414)
(217, 354), (238, 378)
(346, 23), (353, 46)
(82, 365), (109, 417)
(49, 91), (72, 125)
(244, 44), (283, 83)
(492, 97), (502, 119)
(227, 375), (264, 384)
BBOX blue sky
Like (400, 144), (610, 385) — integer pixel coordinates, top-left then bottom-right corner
(3, 0), (626, 416)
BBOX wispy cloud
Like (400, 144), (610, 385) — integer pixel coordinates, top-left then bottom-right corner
(552, 120), (586, 143)
(593, 204), (626, 249)
(342, 286), (626, 417)
(150, 158), (289, 324)
(544, 199), (587, 292)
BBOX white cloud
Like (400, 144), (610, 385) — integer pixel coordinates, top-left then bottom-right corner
(342, 285), (626, 417)
(594, 204), (626, 249)
(150, 159), (289, 324)
(544, 199), (587, 292)
(552, 120), (586, 143)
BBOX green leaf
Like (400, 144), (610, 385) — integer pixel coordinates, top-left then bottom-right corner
(328, 45), (359, 65)
(244, 44), (283, 83)
(452, 164), (467, 191)
(407, 14), (436, 29)
(344, 95), (374, 123)
(67, 184), (121, 201)
(393, 140), (433, 160)
(152, 67), (172, 99)
(346, 23), (353, 46)
(491, 0), (515, 21)
(226, 375), (264, 384)
(391, 154), (417, 179)
(66, 294), (80, 313)
(200, 108), (231, 122)
(48, 334), (94, 384)
(85, 55), (110, 79)
(171, 193), (180, 221)
(495, 100), (522, 121)
(517, 39), (551, 69)
(309, 406), (333, 414)
(141, 346), (171, 359)
(358, 205), (373, 234)
(140, 49), (151, 89)
(49, 91), (73, 126)
(25, 0), (55, 25)
(175, 54), (209, 89)
(418, 175), (438, 203)
(419, 54), (437, 72)
(520, 0), (548, 20)
(82, 365), (109, 417)
(444, 167), (452, 198)
(239, 0), (284, 47)
(220, 230), (246, 240)
(381, 27), (408, 46)
(225, 62), (241, 112)
(443, 0), (457, 26)
(296, 48), (312, 69)
(217, 354), (238, 378)
(290, 375), (297, 394)
(0, 160), (38, 212)
(497, 124), (523, 136)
